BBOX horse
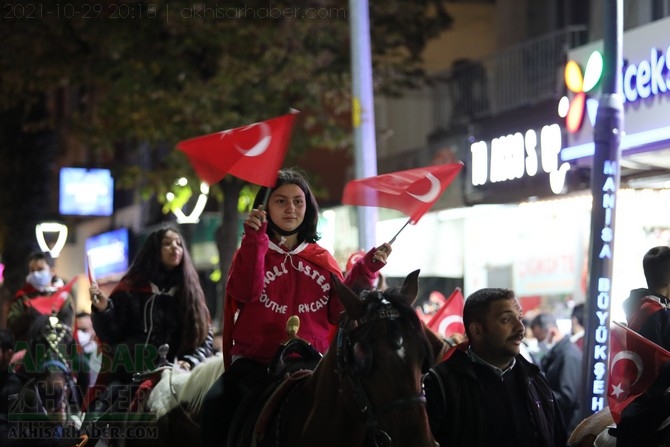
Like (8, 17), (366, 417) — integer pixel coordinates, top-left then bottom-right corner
(127, 354), (226, 446)
(568, 407), (670, 447)
(226, 269), (438, 447)
(78, 343), (224, 447)
(1, 314), (86, 446)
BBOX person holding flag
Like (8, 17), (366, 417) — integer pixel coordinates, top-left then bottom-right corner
(202, 167), (393, 445)
(613, 245), (670, 445)
(7, 251), (75, 342)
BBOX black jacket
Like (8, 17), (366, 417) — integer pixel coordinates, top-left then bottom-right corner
(92, 281), (213, 384)
(623, 288), (670, 343)
(541, 337), (583, 433)
(424, 347), (567, 447)
(616, 289), (670, 446)
(0, 371), (72, 446)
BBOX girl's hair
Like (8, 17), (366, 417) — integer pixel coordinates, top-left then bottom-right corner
(122, 224), (210, 353)
(253, 168), (321, 243)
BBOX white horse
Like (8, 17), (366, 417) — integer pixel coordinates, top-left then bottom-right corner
(146, 354), (225, 420)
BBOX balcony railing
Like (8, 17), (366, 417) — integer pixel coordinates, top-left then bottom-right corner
(432, 25), (588, 128)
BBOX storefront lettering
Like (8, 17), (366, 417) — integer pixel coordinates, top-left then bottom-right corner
(471, 124), (564, 191)
(622, 46), (670, 103)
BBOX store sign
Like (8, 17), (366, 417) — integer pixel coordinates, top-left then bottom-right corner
(470, 124), (569, 194)
(587, 159), (618, 413)
(621, 46), (670, 103)
(562, 45), (670, 134)
(565, 18), (670, 151)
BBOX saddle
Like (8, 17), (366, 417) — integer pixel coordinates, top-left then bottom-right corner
(227, 338), (322, 447)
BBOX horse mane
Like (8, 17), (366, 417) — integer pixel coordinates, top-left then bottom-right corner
(361, 286), (434, 365)
(178, 355), (225, 413)
(147, 354), (225, 418)
(26, 313), (68, 340)
(22, 313), (74, 373)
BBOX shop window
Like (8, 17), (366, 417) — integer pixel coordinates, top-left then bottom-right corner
(486, 265), (513, 289)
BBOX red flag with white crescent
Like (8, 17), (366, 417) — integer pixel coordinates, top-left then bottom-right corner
(177, 110), (299, 187)
(24, 277), (77, 315)
(426, 288), (465, 338)
(608, 321), (670, 423)
(341, 163), (463, 223)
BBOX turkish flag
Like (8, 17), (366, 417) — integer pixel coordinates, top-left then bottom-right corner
(608, 321), (670, 423)
(177, 110), (299, 187)
(24, 277), (77, 315)
(341, 163), (463, 223)
(426, 288), (465, 338)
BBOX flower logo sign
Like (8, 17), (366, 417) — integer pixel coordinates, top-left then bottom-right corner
(558, 51), (604, 134)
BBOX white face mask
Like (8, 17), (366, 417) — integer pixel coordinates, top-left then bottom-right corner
(26, 269), (52, 289)
(77, 330), (97, 354)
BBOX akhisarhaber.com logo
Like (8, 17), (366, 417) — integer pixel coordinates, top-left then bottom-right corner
(558, 51), (604, 133)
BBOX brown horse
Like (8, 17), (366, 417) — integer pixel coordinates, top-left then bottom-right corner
(226, 269), (438, 447)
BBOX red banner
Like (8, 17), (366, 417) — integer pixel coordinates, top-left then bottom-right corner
(608, 321), (670, 423)
(24, 277), (77, 315)
(341, 163), (463, 223)
(426, 288), (465, 338)
(177, 111), (298, 187)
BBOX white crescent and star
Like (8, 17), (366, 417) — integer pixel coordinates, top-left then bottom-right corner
(438, 316), (464, 337)
(233, 122), (272, 157)
(609, 350), (644, 399)
(406, 173), (441, 203)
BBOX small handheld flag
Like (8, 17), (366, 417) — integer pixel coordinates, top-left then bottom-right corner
(177, 110), (299, 187)
(86, 251), (96, 284)
(342, 162), (463, 242)
(608, 322), (670, 423)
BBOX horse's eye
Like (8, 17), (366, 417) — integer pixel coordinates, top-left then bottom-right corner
(388, 323), (404, 349)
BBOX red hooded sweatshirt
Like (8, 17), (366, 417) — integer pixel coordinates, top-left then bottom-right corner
(223, 222), (382, 368)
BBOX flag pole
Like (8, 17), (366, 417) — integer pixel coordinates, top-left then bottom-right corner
(258, 169), (280, 211)
(260, 187), (271, 210)
(388, 218), (412, 244)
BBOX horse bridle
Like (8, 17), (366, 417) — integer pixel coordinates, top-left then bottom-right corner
(26, 317), (77, 414)
(335, 292), (428, 447)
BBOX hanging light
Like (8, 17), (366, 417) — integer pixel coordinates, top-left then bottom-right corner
(165, 178), (209, 224)
(35, 222), (68, 258)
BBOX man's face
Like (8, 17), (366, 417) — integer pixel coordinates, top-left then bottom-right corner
(473, 298), (525, 365)
(531, 325), (549, 342)
(571, 316), (581, 335)
(77, 314), (92, 330)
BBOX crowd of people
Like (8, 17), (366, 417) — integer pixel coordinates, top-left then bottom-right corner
(1, 167), (669, 446)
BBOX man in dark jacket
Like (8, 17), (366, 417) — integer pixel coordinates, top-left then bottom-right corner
(532, 313), (583, 434)
(424, 288), (567, 447)
(616, 245), (670, 446)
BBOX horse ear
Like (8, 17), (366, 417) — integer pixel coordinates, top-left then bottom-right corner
(333, 274), (364, 318)
(400, 269), (420, 306)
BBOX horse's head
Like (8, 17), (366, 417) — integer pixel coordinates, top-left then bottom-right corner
(335, 269), (438, 447)
(14, 314), (76, 422)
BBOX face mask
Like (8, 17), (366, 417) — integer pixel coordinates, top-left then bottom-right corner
(26, 269), (52, 289)
(77, 330), (97, 354)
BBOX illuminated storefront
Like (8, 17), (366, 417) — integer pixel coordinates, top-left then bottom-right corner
(459, 17), (670, 322)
